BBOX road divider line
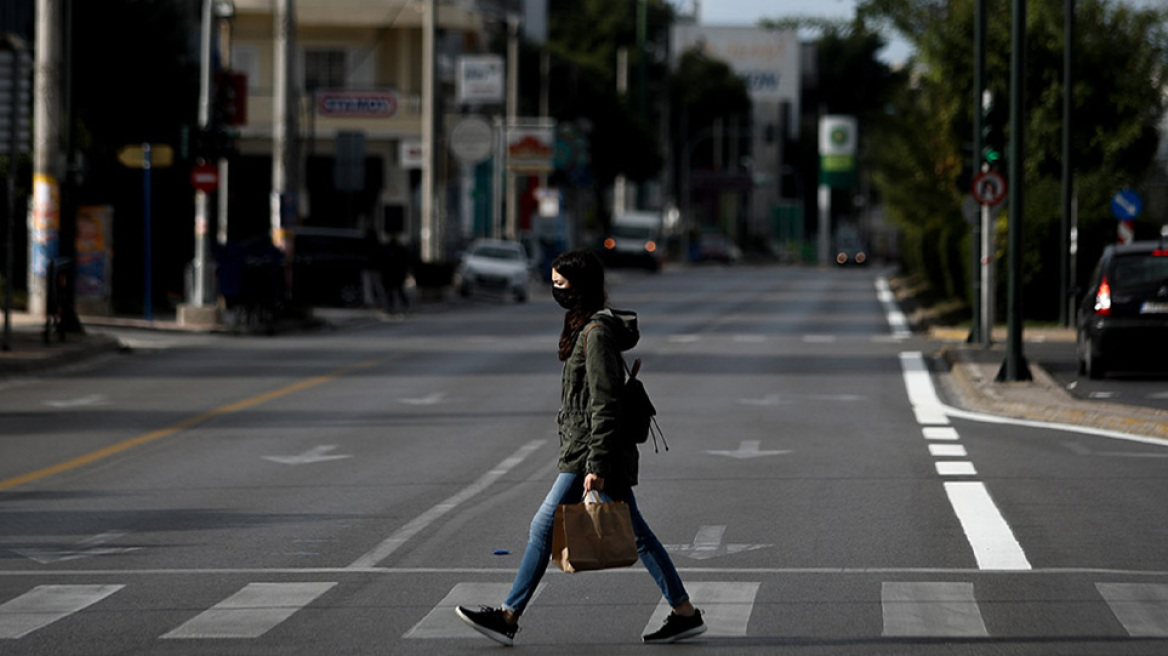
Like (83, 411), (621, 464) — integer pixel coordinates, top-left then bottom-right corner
(944, 482), (1031, 570)
(0, 357), (390, 493)
(876, 278), (912, 339)
(348, 439), (546, 569)
(900, 352), (950, 425)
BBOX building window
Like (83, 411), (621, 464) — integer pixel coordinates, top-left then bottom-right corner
(304, 49), (347, 92)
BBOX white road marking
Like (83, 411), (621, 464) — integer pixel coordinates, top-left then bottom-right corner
(261, 445), (352, 465)
(404, 582), (545, 639)
(1097, 583), (1168, 637)
(944, 482), (1031, 570)
(664, 525), (771, 561)
(644, 582), (759, 637)
(936, 461), (977, 476)
(399, 392), (447, 406)
(882, 582), (988, 637)
(161, 582), (336, 639)
(929, 444), (968, 457)
(900, 352), (950, 425)
(42, 394), (108, 409)
(923, 426), (960, 441)
(802, 334), (837, 343)
(0, 585), (123, 639)
(348, 439), (546, 569)
(706, 440), (791, 459)
(876, 278), (912, 339)
(667, 335), (700, 344)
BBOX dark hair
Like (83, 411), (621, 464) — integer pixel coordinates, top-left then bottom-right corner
(553, 249), (608, 361)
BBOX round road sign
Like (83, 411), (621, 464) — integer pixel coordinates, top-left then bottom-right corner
(190, 163), (219, 192)
(449, 116), (494, 163)
(971, 170), (1007, 206)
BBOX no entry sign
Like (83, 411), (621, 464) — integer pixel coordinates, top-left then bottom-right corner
(190, 163), (219, 192)
(971, 170), (1007, 207)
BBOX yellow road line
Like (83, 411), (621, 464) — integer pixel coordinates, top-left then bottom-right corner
(0, 357), (387, 492)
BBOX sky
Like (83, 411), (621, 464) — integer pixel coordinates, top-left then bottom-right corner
(692, 0), (910, 64)
(689, 0), (1161, 66)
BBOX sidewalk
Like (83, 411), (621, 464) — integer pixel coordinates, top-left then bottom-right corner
(0, 297), (452, 379)
(929, 327), (1168, 441)
(0, 312), (124, 377)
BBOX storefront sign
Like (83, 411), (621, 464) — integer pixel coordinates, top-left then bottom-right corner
(316, 89), (399, 118)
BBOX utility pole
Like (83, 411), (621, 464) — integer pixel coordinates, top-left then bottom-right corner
(997, 0), (1031, 382)
(181, 0), (216, 324)
(28, 0), (60, 318)
(271, 0), (297, 251)
(503, 15), (519, 241)
(421, 0), (443, 261)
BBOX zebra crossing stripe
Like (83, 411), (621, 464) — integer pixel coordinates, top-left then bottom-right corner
(161, 582), (336, 639)
(0, 584), (124, 639)
(644, 582), (759, 638)
(882, 582), (988, 637)
(404, 582), (545, 639)
(1097, 583), (1168, 637)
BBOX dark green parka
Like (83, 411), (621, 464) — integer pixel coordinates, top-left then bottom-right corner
(556, 308), (640, 489)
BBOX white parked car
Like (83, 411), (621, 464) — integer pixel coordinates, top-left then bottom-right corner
(456, 239), (532, 302)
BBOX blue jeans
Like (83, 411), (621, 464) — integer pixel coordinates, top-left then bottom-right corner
(502, 472), (690, 616)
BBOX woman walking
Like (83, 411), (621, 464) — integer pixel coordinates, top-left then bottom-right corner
(456, 249), (705, 646)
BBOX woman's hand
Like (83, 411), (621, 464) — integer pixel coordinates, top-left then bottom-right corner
(583, 473), (604, 493)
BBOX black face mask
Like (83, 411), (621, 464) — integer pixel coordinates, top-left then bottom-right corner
(552, 286), (580, 309)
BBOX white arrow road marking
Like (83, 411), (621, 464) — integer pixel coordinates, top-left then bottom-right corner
(707, 440), (791, 459)
(664, 525), (771, 561)
(12, 532), (141, 564)
(399, 392), (446, 405)
(42, 394), (108, 409)
(262, 445), (352, 465)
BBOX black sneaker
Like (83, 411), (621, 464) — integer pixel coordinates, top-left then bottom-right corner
(455, 605), (518, 646)
(642, 608), (707, 643)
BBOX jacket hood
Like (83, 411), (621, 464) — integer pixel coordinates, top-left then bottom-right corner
(593, 308), (640, 352)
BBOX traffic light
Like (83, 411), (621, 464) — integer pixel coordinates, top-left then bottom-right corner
(981, 91), (1006, 168)
(213, 71), (248, 127)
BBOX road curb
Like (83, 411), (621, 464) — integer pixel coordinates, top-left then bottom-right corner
(934, 345), (1168, 441)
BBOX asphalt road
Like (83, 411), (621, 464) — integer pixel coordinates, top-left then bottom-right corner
(1, 265), (1167, 655)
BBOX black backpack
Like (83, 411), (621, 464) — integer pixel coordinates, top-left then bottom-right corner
(621, 358), (667, 452)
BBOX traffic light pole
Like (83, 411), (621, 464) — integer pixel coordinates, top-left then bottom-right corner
(997, 0), (1031, 382)
(1060, 0), (1075, 327)
(968, 0), (986, 345)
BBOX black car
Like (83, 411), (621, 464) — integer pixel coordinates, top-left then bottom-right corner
(1076, 237), (1168, 378)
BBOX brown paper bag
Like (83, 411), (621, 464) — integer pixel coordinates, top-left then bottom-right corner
(551, 491), (639, 573)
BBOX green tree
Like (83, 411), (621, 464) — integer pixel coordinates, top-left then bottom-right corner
(860, 0), (1168, 319)
(547, 0), (675, 188)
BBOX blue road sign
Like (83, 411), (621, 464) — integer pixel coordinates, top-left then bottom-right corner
(1111, 189), (1143, 221)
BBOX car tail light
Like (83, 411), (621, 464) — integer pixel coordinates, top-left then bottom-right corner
(1094, 277), (1112, 315)
(604, 238), (616, 250)
(644, 241), (657, 253)
(1153, 249), (1168, 257)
